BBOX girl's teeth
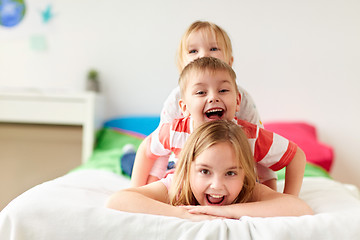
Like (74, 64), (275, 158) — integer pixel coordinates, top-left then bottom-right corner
(206, 194), (225, 204)
(210, 194), (223, 198)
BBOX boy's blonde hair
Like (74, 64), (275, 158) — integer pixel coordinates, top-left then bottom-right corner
(176, 21), (233, 72)
(178, 57), (238, 97)
(169, 120), (257, 206)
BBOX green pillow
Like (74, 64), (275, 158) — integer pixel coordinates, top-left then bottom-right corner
(71, 128), (144, 176)
(276, 162), (331, 180)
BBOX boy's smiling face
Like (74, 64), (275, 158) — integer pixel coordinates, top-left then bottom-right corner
(179, 69), (240, 129)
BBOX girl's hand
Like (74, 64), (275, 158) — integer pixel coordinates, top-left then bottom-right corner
(177, 206), (224, 221)
(187, 212), (222, 221)
(180, 205), (233, 219)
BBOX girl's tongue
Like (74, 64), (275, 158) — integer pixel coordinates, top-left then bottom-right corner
(206, 194), (225, 205)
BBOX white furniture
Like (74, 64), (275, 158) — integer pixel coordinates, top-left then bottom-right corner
(0, 91), (101, 163)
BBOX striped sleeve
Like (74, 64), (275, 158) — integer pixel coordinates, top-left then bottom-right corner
(237, 119), (298, 171)
(146, 122), (173, 160)
(146, 117), (192, 160)
(169, 118), (191, 158)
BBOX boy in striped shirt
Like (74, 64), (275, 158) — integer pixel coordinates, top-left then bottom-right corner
(132, 57), (306, 196)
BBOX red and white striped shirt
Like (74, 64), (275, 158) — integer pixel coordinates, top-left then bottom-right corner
(147, 117), (297, 178)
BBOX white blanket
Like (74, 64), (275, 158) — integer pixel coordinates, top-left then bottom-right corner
(1, 170), (360, 240)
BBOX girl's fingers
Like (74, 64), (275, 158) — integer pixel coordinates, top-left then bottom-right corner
(178, 205), (229, 218)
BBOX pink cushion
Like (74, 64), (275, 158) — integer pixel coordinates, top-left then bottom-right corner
(264, 122), (334, 172)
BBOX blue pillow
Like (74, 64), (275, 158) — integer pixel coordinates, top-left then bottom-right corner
(104, 115), (160, 136)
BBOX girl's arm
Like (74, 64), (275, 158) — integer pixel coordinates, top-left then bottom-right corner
(106, 181), (217, 221)
(283, 147), (306, 196)
(131, 137), (157, 187)
(183, 183), (313, 219)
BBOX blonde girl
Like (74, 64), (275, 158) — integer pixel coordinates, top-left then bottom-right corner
(107, 121), (313, 220)
(169, 120), (257, 206)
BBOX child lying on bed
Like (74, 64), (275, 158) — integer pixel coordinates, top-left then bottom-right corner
(132, 57), (306, 196)
(107, 120), (313, 220)
(132, 21), (278, 190)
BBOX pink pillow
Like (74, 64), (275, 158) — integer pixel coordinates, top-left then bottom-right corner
(264, 122), (334, 172)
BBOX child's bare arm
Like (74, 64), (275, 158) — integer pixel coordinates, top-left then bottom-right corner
(283, 147), (306, 196)
(107, 181), (217, 221)
(108, 182), (174, 216)
(131, 137), (157, 187)
(256, 163), (277, 191)
(182, 183), (313, 218)
(261, 178), (277, 191)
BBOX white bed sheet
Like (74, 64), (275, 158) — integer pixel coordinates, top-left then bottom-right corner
(1, 169), (360, 240)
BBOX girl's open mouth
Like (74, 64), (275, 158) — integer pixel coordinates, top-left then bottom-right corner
(206, 194), (225, 205)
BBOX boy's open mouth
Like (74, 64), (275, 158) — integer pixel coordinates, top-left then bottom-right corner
(206, 194), (225, 205)
(205, 108), (224, 120)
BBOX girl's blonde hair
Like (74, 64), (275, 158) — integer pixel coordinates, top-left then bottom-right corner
(178, 56), (238, 97)
(176, 21), (233, 72)
(169, 120), (257, 206)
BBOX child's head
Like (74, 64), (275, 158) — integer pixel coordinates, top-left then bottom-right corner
(176, 21), (233, 72)
(169, 120), (257, 206)
(178, 57), (240, 128)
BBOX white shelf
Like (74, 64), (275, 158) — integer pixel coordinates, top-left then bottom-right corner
(0, 91), (102, 163)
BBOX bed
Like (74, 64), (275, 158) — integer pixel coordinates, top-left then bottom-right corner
(1, 116), (360, 240)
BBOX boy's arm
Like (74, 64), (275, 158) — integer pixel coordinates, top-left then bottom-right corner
(283, 147), (306, 196)
(182, 183), (313, 219)
(261, 179), (277, 191)
(256, 163), (277, 191)
(131, 137), (157, 187)
(238, 120), (306, 196)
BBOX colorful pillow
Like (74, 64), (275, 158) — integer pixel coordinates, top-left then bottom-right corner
(101, 116), (161, 177)
(72, 128), (144, 176)
(79, 116), (160, 177)
(104, 115), (160, 136)
(264, 122), (334, 172)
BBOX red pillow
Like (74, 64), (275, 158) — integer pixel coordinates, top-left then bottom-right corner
(264, 122), (334, 172)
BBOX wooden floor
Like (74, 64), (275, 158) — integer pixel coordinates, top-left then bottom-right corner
(0, 123), (83, 211)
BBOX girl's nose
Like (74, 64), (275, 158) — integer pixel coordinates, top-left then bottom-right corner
(210, 175), (224, 190)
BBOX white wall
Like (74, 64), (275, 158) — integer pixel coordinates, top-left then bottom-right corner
(1, 0), (360, 188)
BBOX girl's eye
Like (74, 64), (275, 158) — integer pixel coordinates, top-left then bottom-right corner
(195, 91), (206, 95)
(210, 47), (219, 51)
(226, 171), (237, 176)
(189, 49), (197, 54)
(200, 169), (210, 175)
